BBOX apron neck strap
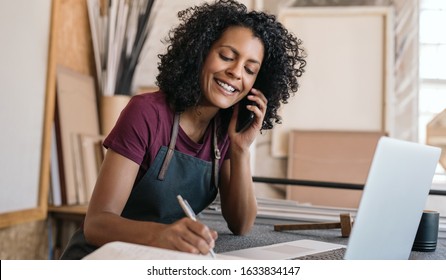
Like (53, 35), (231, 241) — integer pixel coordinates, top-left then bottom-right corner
(212, 117), (221, 188)
(158, 112), (221, 189)
(157, 113), (180, 180)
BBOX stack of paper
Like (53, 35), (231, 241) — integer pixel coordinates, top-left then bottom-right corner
(83, 241), (245, 260)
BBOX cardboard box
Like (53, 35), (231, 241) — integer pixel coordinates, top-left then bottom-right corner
(286, 130), (384, 208)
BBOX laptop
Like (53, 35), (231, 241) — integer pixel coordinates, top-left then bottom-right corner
(222, 137), (441, 260)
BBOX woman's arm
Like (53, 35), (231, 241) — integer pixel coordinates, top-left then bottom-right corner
(83, 149), (217, 255)
(218, 88), (268, 235)
(219, 156), (257, 235)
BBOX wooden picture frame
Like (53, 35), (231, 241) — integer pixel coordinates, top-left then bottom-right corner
(0, 0), (57, 228)
(272, 6), (394, 157)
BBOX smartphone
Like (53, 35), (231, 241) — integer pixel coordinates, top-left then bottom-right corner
(236, 95), (256, 133)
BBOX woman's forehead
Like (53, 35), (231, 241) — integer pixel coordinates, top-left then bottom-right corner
(214, 26), (264, 62)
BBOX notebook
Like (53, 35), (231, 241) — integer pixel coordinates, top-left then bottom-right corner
(222, 137), (441, 260)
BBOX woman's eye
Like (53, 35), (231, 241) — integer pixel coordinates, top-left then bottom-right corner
(245, 67), (255, 75)
(219, 54), (233, 61)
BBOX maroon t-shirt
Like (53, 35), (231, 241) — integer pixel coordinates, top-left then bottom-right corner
(103, 91), (230, 184)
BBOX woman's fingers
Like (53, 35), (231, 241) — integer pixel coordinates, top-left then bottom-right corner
(161, 218), (217, 255)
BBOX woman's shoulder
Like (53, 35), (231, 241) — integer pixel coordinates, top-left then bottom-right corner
(130, 90), (166, 106)
(126, 90), (171, 115)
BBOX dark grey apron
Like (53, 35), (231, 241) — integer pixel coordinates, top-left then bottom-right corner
(60, 113), (220, 259)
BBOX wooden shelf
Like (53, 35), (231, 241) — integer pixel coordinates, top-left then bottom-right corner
(48, 205), (88, 215)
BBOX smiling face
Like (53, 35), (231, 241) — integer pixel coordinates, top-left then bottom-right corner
(200, 26), (264, 109)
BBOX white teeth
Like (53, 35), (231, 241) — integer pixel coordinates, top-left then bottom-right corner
(217, 80), (235, 92)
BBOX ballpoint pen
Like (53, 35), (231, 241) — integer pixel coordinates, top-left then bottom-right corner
(176, 195), (216, 258)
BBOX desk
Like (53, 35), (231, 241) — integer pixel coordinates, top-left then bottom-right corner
(47, 202), (446, 260)
(201, 210), (446, 260)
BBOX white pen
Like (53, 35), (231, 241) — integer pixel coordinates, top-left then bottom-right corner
(176, 195), (216, 258)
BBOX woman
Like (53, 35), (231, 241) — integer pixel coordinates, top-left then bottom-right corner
(61, 0), (305, 259)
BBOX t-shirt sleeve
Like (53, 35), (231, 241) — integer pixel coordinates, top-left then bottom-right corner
(103, 95), (156, 165)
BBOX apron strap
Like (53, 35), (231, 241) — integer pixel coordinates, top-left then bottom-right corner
(212, 117), (221, 188)
(158, 113), (180, 180)
(157, 112), (221, 188)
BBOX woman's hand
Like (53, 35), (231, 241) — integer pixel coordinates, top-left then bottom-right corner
(229, 88), (267, 150)
(153, 218), (218, 255)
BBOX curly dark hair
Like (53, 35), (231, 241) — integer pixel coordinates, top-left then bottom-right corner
(156, 0), (306, 131)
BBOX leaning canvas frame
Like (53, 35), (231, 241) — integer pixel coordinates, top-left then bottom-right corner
(272, 6), (395, 157)
(0, 0), (56, 228)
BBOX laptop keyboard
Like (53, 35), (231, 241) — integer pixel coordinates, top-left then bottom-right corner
(293, 247), (347, 260)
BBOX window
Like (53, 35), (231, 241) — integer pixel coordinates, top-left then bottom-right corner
(419, 0), (446, 179)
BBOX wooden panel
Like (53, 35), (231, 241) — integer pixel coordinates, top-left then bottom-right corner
(56, 0), (95, 76)
(286, 130), (384, 208)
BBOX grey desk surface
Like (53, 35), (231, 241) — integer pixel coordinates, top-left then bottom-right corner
(200, 210), (446, 260)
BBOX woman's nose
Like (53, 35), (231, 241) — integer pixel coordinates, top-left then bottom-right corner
(226, 62), (242, 79)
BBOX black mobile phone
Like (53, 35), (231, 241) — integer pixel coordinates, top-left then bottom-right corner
(236, 95), (256, 133)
